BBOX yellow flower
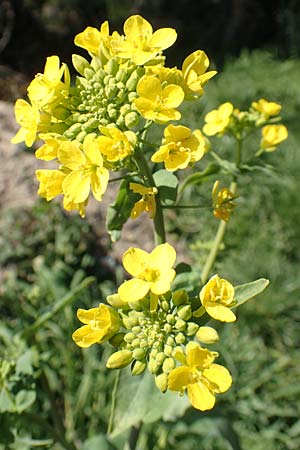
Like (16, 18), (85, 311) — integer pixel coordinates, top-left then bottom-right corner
(129, 183), (158, 219)
(252, 98), (281, 118)
(35, 169), (65, 201)
(11, 99), (48, 147)
(203, 102), (234, 136)
(212, 180), (236, 222)
(118, 243), (176, 303)
(63, 197), (87, 218)
(35, 133), (65, 161)
(72, 303), (121, 348)
(27, 55), (70, 111)
(111, 15), (177, 65)
(197, 274), (236, 322)
(97, 127), (136, 162)
(75, 21), (108, 54)
(182, 50), (217, 100)
(134, 75), (184, 124)
(168, 342), (232, 411)
(58, 134), (109, 204)
(151, 124), (208, 171)
(260, 124), (288, 152)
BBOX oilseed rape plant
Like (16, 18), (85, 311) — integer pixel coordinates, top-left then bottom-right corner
(12, 13), (288, 431)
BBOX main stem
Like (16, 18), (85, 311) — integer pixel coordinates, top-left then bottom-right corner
(201, 181), (237, 284)
(134, 145), (166, 245)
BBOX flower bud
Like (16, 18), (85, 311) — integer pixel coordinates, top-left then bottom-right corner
(126, 71), (140, 91)
(161, 300), (170, 312)
(84, 68), (95, 80)
(166, 314), (176, 325)
(82, 118), (99, 132)
(186, 322), (199, 336)
(106, 350), (132, 369)
(162, 357), (176, 374)
(148, 358), (161, 374)
(175, 332), (186, 344)
(166, 336), (175, 346)
(124, 332), (136, 343)
(163, 323), (172, 333)
(156, 352), (166, 365)
(109, 332), (125, 346)
(133, 348), (146, 361)
(175, 318), (186, 331)
(177, 304), (192, 321)
(173, 290), (189, 307)
(116, 68), (127, 83)
(72, 54), (90, 76)
(131, 338), (141, 348)
(125, 112), (139, 128)
(196, 326), (219, 344)
(155, 373), (168, 393)
(131, 360), (146, 376)
(164, 344), (173, 357)
(106, 58), (119, 76)
(76, 131), (87, 142)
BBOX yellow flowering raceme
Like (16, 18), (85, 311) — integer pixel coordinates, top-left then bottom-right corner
(182, 50), (217, 100)
(252, 98), (282, 118)
(118, 243), (176, 302)
(151, 124), (208, 171)
(168, 342), (232, 411)
(134, 75), (184, 124)
(111, 15), (177, 65)
(72, 303), (121, 348)
(129, 183), (158, 219)
(196, 274), (236, 322)
(212, 180), (236, 222)
(260, 124), (288, 152)
(97, 127), (136, 162)
(203, 102), (234, 136)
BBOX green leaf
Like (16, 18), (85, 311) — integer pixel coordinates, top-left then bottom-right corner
(83, 434), (114, 450)
(172, 271), (201, 293)
(179, 162), (220, 192)
(153, 169), (178, 205)
(15, 390), (36, 413)
(211, 152), (240, 176)
(106, 179), (140, 242)
(16, 350), (34, 376)
(234, 278), (269, 308)
(110, 368), (189, 437)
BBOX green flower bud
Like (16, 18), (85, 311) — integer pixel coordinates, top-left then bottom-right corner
(166, 336), (175, 347)
(161, 300), (170, 312)
(128, 92), (138, 103)
(173, 290), (189, 307)
(166, 314), (176, 325)
(120, 104), (131, 115)
(132, 326), (141, 334)
(133, 348), (146, 361)
(109, 332), (125, 347)
(78, 103), (88, 112)
(124, 332), (136, 343)
(65, 123), (82, 135)
(116, 68), (127, 83)
(131, 338), (141, 348)
(131, 360), (146, 376)
(106, 58), (119, 76)
(72, 54), (90, 76)
(155, 373), (168, 393)
(108, 108), (118, 120)
(99, 118), (109, 126)
(84, 68), (95, 80)
(156, 352), (166, 365)
(106, 349), (132, 369)
(196, 326), (219, 344)
(175, 318), (186, 331)
(103, 74), (112, 85)
(105, 85), (117, 99)
(126, 71), (140, 91)
(186, 322), (199, 336)
(91, 57), (102, 71)
(163, 323), (172, 334)
(148, 358), (161, 374)
(116, 116), (125, 128)
(82, 118), (99, 132)
(162, 357), (176, 374)
(164, 345), (173, 357)
(177, 305), (192, 321)
(94, 69), (106, 82)
(75, 130), (87, 142)
(149, 349), (158, 359)
(175, 332), (186, 344)
(70, 96), (81, 107)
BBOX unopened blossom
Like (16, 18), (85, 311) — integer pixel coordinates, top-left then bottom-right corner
(118, 243), (176, 302)
(151, 124), (208, 171)
(212, 180), (236, 222)
(203, 102), (234, 136)
(72, 304), (121, 348)
(134, 75), (184, 124)
(129, 183), (158, 219)
(168, 342), (232, 411)
(260, 124), (288, 152)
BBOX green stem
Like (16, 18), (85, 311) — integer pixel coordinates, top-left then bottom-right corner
(107, 370), (120, 434)
(236, 137), (242, 168)
(162, 203), (210, 209)
(134, 145), (166, 245)
(201, 181), (237, 284)
(109, 172), (138, 183)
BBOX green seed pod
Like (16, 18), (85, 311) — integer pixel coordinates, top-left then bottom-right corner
(109, 332), (125, 347)
(155, 373), (168, 393)
(186, 322), (199, 336)
(162, 357), (176, 374)
(175, 318), (186, 331)
(173, 290), (189, 307)
(106, 58), (119, 76)
(175, 332), (186, 344)
(177, 305), (192, 321)
(131, 360), (147, 376)
(132, 348), (146, 361)
(106, 349), (132, 369)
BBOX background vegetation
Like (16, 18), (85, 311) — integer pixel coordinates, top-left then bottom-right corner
(1, 1), (299, 449)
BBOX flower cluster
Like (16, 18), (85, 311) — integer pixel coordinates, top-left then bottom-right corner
(73, 243), (235, 411)
(12, 15), (215, 217)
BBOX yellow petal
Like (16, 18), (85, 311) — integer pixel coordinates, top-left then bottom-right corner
(72, 325), (103, 348)
(62, 170), (91, 203)
(118, 278), (150, 302)
(137, 76), (162, 101)
(83, 135), (103, 166)
(186, 343), (215, 368)
(168, 366), (194, 391)
(58, 141), (86, 169)
(164, 124), (191, 142)
(122, 247), (151, 277)
(149, 28), (177, 50)
(91, 167), (109, 201)
(151, 268), (176, 295)
(165, 150), (191, 171)
(162, 85), (184, 108)
(77, 307), (99, 324)
(188, 382), (215, 411)
(149, 243), (176, 272)
(203, 363), (232, 394)
(205, 304), (236, 322)
(124, 15), (153, 42)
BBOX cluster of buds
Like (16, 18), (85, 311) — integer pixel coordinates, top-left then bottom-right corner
(72, 243), (235, 411)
